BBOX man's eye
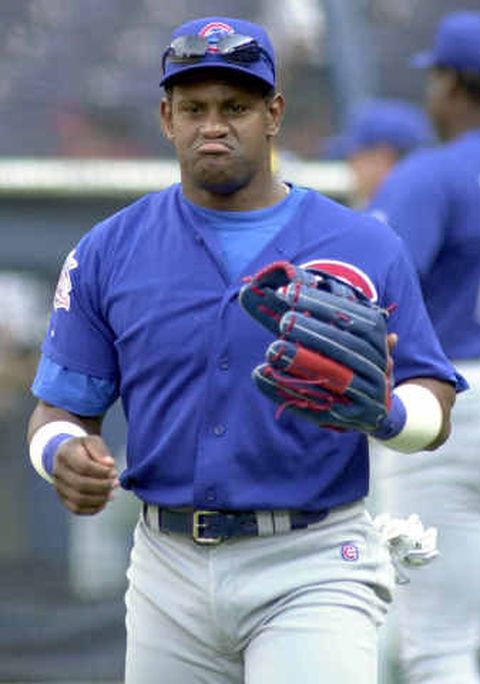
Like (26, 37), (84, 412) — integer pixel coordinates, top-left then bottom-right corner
(181, 103), (202, 114)
(227, 103), (248, 114)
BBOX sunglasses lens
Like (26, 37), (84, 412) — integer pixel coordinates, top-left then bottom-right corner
(217, 34), (255, 52)
(224, 44), (261, 63)
(218, 36), (261, 63)
(166, 35), (207, 63)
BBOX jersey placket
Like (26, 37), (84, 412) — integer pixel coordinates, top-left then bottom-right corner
(192, 286), (238, 509)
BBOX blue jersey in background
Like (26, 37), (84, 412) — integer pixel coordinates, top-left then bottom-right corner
(369, 130), (480, 360)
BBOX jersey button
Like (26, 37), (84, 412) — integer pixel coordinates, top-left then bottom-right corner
(205, 487), (217, 502)
(218, 357), (229, 371)
(213, 424), (226, 436)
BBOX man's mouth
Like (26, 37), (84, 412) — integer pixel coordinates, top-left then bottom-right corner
(196, 142), (232, 154)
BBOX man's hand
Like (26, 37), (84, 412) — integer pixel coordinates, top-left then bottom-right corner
(239, 260), (392, 433)
(53, 435), (119, 515)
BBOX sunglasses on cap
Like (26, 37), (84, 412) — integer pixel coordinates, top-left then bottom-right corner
(162, 33), (275, 74)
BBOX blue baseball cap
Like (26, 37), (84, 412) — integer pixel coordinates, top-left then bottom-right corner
(160, 16), (276, 89)
(339, 99), (435, 157)
(411, 11), (480, 72)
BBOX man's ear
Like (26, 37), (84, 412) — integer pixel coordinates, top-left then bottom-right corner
(266, 93), (285, 139)
(160, 98), (174, 141)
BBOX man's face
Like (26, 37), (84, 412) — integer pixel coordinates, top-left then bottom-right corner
(160, 74), (283, 195)
(425, 69), (453, 140)
(348, 146), (399, 205)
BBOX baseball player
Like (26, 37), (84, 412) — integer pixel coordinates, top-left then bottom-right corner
(27, 16), (465, 684)
(340, 98), (435, 207)
(368, 11), (480, 683)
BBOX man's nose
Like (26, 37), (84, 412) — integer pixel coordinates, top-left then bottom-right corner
(199, 112), (229, 137)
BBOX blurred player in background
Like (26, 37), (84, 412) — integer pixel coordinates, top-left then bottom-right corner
(319, 98), (435, 208)
(26, 15), (463, 684)
(343, 99), (435, 208)
(369, 11), (480, 683)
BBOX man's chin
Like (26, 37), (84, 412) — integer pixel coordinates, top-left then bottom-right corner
(195, 172), (248, 196)
(200, 181), (243, 195)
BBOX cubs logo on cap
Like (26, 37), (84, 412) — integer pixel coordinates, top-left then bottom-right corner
(198, 21), (234, 49)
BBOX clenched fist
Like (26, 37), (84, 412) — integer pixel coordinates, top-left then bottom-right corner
(53, 434), (119, 515)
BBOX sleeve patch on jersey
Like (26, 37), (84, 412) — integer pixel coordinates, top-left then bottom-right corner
(54, 249), (78, 311)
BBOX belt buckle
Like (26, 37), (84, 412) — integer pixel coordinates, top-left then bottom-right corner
(192, 510), (223, 545)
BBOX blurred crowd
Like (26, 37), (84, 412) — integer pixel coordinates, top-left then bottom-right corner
(0, 0), (478, 159)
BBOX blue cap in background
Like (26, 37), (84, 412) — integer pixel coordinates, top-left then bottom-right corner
(411, 11), (480, 72)
(336, 98), (435, 157)
(160, 17), (276, 89)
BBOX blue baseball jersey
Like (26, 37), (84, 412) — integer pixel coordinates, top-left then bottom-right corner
(369, 130), (480, 360)
(34, 184), (461, 511)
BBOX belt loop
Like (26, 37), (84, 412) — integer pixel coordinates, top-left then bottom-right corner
(144, 504), (160, 533)
(255, 511), (275, 536)
(272, 510), (291, 534)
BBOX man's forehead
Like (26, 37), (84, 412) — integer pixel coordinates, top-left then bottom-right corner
(173, 84), (265, 105)
(169, 68), (269, 97)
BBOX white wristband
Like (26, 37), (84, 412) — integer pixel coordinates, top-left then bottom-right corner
(29, 420), (88, 483)
(381, 384), (443, 454)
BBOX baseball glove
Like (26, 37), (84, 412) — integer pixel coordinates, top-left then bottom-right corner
(239, 260), (392, 432)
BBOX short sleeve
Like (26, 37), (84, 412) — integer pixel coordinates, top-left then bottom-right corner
(382, 246), (465, 391)
(41, 237), (118, 381)
(32, 354), (119, 416)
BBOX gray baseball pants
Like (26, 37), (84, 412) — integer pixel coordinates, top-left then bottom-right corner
(124, 500), (394, 683)
(374, 361), (480, 683)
